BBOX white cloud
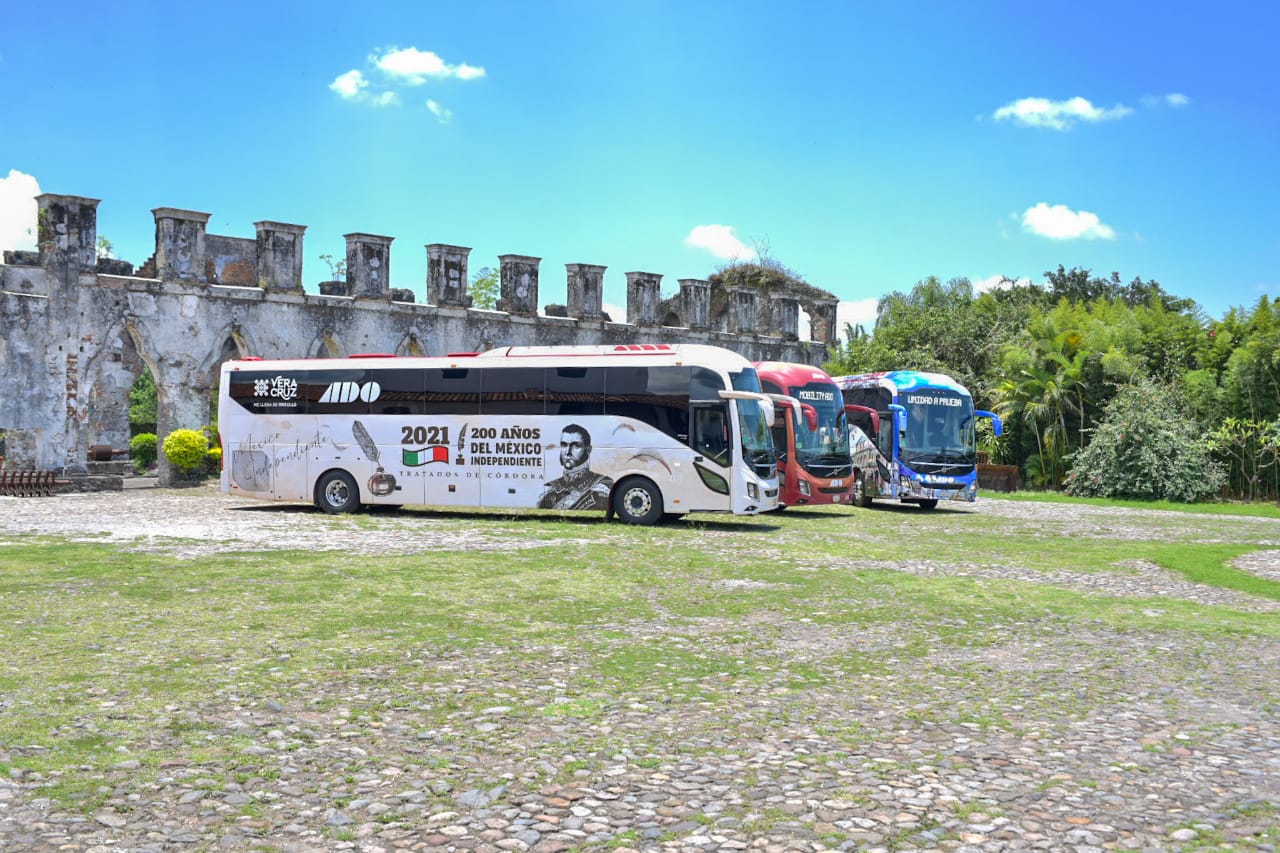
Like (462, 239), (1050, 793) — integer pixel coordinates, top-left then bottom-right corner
(426, 99), (453, 123)
(684, 224), (753, 260)
(993, 96), (1132, 130)
(329, 69), (368, 100)
(836, 298), (879, 339)
(1021, 202), (1116, 240)
(0, 169), (40, 253)
(602, 301), (626, 323)
(974, 274), (1034, 294)
(372, 47), (487, 84)
(1143, 92), (1191, 108)
(332, 47), (485, 112)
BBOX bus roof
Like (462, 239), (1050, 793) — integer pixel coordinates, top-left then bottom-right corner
(831, 370), (972, 396)
(753, 361), (837, 386)
(223, 343), (757, 373)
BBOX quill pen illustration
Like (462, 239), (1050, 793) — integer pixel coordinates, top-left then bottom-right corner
(352, 420), (380, 464)
(353, 419), (398, 496)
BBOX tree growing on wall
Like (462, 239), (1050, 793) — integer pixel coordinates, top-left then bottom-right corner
(470, 267), (499, 310)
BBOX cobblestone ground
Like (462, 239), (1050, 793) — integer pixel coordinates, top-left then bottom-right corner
(1, 488), (1278, 852)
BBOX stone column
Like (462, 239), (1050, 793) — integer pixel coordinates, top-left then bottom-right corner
(679, 279), (711, 330)
(808, 298), (839, 345)
(37, 194), (100, 269)
(566, 264), (606, 321)
(154, 366), (212, 487)
(725, 286), (758, 334)
(152, 208), (212, 282)
(254, 221), (306, 291)
(345, 233), (394, 300)
(426, 244), (472, 307)
(498, 254), (540, 315)
(625, 271), (662, 325)
(770, 292), (801, 339)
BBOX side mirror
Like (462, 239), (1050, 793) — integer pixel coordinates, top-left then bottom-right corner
(844, 404), (880, 436)
(889, 403), (907, 435)
(975, 409), (1003, 437)
(800, 403), (819, 432)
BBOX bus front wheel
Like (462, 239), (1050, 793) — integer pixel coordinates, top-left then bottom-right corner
(917, 499), (938, 510)
(853, 473), (874, 508)
(613, 477), (664, 525)
(316, 470), (361, 514)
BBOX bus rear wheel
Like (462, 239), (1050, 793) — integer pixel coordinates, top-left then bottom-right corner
(613, 477), (663, 526)
(316, 470), (361, 514)
(917, 499), (938, 510)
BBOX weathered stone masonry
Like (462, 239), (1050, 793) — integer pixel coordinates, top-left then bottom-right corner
(1, 193), (839, 483)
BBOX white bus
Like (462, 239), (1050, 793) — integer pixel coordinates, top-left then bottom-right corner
(218, 344), (780, 524)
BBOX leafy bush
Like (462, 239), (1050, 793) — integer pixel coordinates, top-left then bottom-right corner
(205, 445), (223, 474)
(1064, 379), (1224, 502)
(162, 429), (210, 472)
(129, 433), (158, 472)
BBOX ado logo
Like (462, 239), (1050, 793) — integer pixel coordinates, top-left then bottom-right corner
(319, 381), (382, 404)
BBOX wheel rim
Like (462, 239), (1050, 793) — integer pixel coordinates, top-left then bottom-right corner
(853, 477), (864, 502)
(623, 486), (652, 518)
(324, 479), (350, 508)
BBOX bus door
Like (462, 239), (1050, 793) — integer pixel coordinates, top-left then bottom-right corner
(690, 401), (735, 504)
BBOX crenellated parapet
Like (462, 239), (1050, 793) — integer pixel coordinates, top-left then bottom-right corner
(626, 271), (663, 325)
(426, 244), (472, 307)
(497, 254), (540, 315)
(566, 264), (606, 321)
(346, 233), (394, 300)
(255, 221), (307, 292)
(2, 192), (842, 481)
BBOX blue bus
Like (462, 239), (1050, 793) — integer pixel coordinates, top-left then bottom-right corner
(832, 371), (1001, 509)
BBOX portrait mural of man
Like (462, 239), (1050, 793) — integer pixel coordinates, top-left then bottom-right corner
(538, 424), (614, 510)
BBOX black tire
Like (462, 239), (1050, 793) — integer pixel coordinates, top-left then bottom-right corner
(917, 499), (938, 510)
(612, 477), (664, 526)
(853, 472), (874, 508)
(316, 470), (361, 514)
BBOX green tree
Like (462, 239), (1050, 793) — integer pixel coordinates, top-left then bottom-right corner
(470, 266), (499, 310)
(129, 367), (157, 433)
(1064, 380), (1224, 502)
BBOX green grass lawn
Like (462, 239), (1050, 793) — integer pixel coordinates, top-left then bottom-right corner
(1, 498), (1277, 808)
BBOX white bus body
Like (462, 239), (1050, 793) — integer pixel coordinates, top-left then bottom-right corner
(218, 344), (780, 524)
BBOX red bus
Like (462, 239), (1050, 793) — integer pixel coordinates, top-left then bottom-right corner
(754, 361), (854, 507)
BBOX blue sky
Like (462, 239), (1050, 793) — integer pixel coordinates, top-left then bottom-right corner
(2, 1), (1277, 334)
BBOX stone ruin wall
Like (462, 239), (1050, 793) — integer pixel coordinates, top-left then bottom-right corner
(0, 193), (841, 483)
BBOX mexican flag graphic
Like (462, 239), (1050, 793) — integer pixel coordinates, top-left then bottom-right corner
(403, 446), (450, 466)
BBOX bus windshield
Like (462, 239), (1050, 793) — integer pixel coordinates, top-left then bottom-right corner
(730, 368), (773, 464)
(899, 388), (977, 464)
(790, 381), (851, 463)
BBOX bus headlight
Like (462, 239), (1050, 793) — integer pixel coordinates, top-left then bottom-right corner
(798, 480), (811, 497)
(747, 482), (760, 501)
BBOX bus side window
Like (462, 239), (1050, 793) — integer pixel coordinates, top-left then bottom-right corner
(693, 404), (730, 467)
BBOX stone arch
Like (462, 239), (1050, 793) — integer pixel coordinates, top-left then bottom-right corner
(308, 332), (343, 359)
(81, 319), (154, 452)
(661, 310), (682, 328)
(397, 329), (427, 356)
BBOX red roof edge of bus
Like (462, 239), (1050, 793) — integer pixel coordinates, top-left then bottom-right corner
(237, 356), (263, 361)
(447, 352), (480, 357)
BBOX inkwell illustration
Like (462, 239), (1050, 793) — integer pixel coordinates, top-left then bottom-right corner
(353, 420), (397, 496)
